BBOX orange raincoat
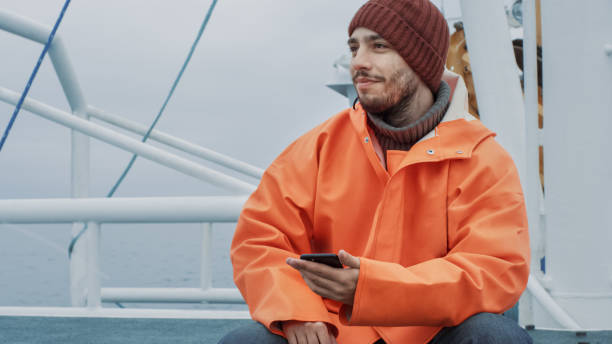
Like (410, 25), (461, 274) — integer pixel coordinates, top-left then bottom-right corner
(231, 71), (530, 344)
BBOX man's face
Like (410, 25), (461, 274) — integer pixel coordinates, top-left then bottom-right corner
(348, 27), (420, 114)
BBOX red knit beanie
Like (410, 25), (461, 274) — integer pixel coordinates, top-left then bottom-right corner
(349, 0), (450, 93)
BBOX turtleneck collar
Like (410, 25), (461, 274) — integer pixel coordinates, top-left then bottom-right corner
(366, 80), (450, 154)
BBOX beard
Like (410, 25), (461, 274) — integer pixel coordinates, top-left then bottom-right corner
(355, 69), (419, 127)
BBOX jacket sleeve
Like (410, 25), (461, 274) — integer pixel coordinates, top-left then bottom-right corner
(340, 137), (531, 327)
(230, 141), (338, 336)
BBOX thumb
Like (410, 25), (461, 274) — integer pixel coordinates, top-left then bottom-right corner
(338, 250), (360, 269)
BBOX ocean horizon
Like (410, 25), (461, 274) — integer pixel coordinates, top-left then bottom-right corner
(0, 220), (247, 311)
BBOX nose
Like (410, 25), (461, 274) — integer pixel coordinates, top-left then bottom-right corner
(350, 48), (372, 72)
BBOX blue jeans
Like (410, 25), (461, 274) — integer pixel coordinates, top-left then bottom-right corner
(217, 321), (286, 344)
(217, 313), (532, 344)
(427, 313), (532, 343)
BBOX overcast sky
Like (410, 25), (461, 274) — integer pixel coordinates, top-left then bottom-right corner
(0, 0), (462, 199)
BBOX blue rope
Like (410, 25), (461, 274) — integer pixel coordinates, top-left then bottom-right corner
(68, 0), (220, 258)
(115, 302), (125, 308)
(0, 0), (72, 152)
(107, 0), (219, 198)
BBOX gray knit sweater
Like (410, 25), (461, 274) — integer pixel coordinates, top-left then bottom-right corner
(366, 80), (450, 157)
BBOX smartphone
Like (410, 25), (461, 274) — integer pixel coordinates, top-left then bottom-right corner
(300, 253), (343, 268)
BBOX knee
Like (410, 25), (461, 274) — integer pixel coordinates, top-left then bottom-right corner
(218, 321), (287, 344)
(457, 313), (532, 344)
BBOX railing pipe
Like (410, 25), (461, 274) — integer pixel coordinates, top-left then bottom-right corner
(101, 288), (244, 304)
(522, 0), (544, 274)
(201, 223), (213, 290)
(519, 4), (541, 323)
(0, 87), (257, 193)
(0, 196), (246, 224)
(527, 276), (581, 329)
(0, 10), (87, 111)
(0, 306), (250, 319)
(87, 221), (101, 308)
(87, 106), (264, 179)
(0, 9), (93, 307)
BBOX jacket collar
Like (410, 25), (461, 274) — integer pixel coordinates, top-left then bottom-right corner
(350, 71), (495, 171)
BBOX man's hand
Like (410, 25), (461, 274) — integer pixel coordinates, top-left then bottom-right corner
(286, 250), (360, 305)
(283, 320), (337, 344)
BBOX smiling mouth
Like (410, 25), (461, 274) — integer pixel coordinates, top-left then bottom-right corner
(355, 77), (376, 83)
(355, 78), (380, 90)
(353, 72), (384, 88)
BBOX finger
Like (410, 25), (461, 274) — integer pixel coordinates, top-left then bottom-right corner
(304, 328), (319, 344)
(287, 330), (297, 344)
(300, 268), (357, 300)
(286, 257), (323, 271)
(295, 328), (308, 344)
(338, 250), (360, 268)
(301, 269), (358, 304)
(300, 269), (341, 291)
(287, 258), (341, 280)
(300, 270), (342, 299)
(301, 268), (358, 299)
(315, 325), (333, 344)
(301, 273), (335, 299)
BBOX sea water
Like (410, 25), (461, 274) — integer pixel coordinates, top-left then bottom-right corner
(0, 221), (247, 310)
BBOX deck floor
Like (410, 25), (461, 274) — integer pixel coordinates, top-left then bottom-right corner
(526, 327), (612, 344)
(0, 316), (250, 344)
(2, 316), (611, 343)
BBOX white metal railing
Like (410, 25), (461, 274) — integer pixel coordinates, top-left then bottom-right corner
(0, 306), (250, 319)
(102, 287), (243, 304)
(0, 197), (247, 306)
(0, 8), (257, 310)
(526, 276), (581, 329)
(86, 106), (264, 179)
(0, 196), (248, 224)
(0, 9), (93, 304)
(0, 10), (86, 112)
(0, 9), (261, 188)
(520, 2), (548, 328)
(0, 87), (257, 193)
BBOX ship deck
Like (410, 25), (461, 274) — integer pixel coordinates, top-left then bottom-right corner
(2, 314), (612, 343)
(0, 315), (250, 343)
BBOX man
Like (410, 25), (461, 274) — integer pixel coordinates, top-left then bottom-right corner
(220, 0), (532, 343)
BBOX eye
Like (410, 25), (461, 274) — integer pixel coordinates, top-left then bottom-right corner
(374, 42), (387, 49)
(349, 45), (358, 55)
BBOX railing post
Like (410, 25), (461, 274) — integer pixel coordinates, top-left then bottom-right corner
(86, 221), (101, 308)
(519, 0), (540, 327)
(69, 223), (88, 306)
(0, 7), (91, 309)
(69, 116), (90, 306)
(201, 222), (213, 291)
